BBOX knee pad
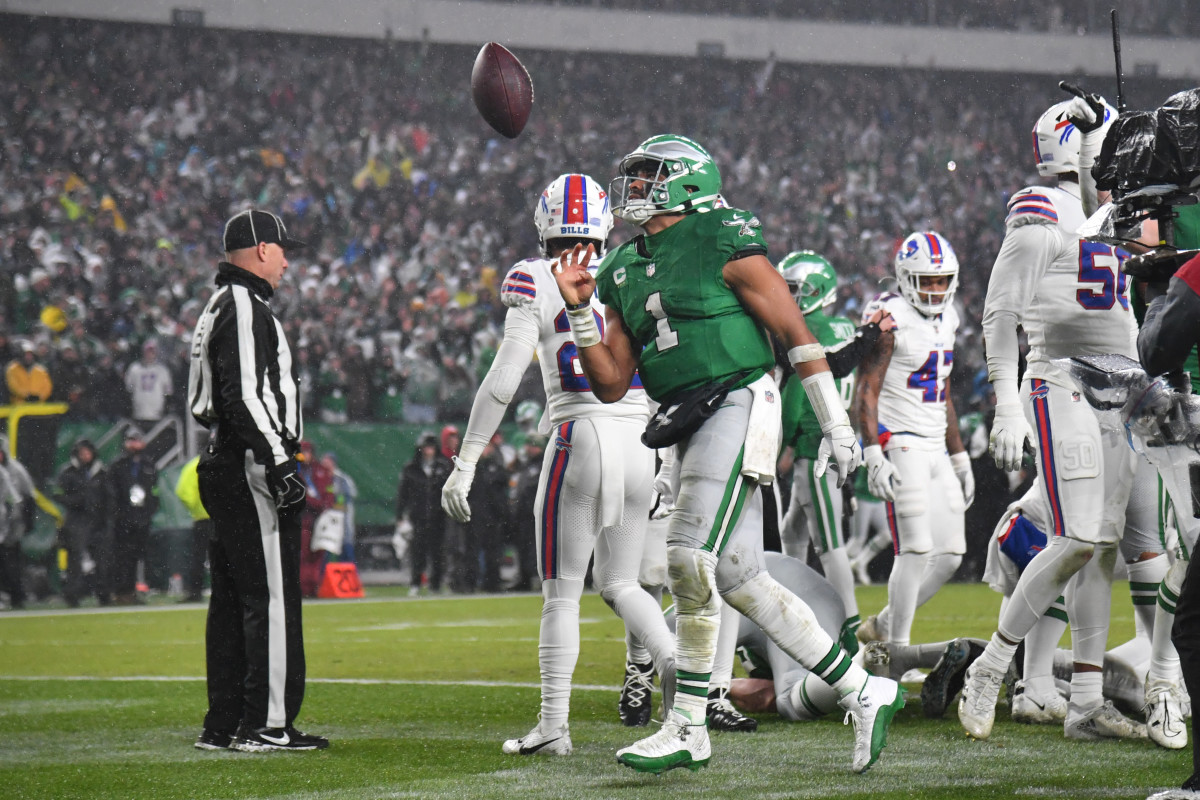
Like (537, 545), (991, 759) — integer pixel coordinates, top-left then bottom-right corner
(893, 479), (926, 519)
(599, 578), (638, 611)
(667, 545), (720, 617)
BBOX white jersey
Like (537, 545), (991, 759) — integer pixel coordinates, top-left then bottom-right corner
(862, 292), (959, 442)
(985, 183), (1136, 388)
(125, 360), (173, 421)
(500, 257), (649, 427)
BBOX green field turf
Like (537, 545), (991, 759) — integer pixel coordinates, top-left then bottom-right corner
(0, 583), (1189, 800)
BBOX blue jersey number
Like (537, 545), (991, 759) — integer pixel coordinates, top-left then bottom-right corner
(908, 350), (953, 403)
(553, 309), (604, 392)
(1077, 241), (1130, 311)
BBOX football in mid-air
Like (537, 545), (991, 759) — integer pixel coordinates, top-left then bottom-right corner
(471, 42), (534, 139)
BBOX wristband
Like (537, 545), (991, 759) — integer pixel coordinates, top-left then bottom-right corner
(788, 343), (825, 366)
(801, 370), (850, 433)
(566, 305), (601, 348)
(564, 300), (590, 311)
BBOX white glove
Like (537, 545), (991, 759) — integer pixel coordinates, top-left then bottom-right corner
(392, 517), (412, 562)
(989, 402), (1033, 473)
(650, 447), (678, 519)
(440, 456), (476, 523)
(950, 451), (975, 510)
(862, 444), (898, 502)
(814, 423), (863, 489)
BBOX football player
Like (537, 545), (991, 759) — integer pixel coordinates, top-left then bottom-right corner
(853, 232), (971, 652)
(552, 134), (902, 775)
(776, 250), (892, 651)
(441, 173), (675, 756)
(960, 96), (1147, 742)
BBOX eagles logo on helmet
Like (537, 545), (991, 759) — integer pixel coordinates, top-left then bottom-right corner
(778, 250), (838, 316)
(534, 173), (613, 258)
(894, 232), (960, 316)
(610, 134), (722, 225)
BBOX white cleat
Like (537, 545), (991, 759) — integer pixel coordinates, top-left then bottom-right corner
(855, 614), (883, 646)
(958, 658), (1004, 740)
(616, 709), (710, 774)
(502, 722), (572, 756)
(1064, 700), (1148, 741)
(851, 556), (872, 586)
(839, 675), (906, 773)
(1146, 688), (1188, 750)
(1010, 680), (1068, 725)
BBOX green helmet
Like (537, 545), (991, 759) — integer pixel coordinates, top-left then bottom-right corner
(610, 134), (722, 226)
(778, 251), (838, 315)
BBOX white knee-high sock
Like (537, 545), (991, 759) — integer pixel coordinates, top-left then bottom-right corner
(724, 571), (867, 697)
(709, 599), (741, 693)
(539, 577), (583, 729)
(885, 551), (928, 646)
(820, 548), (860, 622)
(997, 536), (1093, 644)
(605, 581), (675, 681)
(1127, 554), (1168, 643)
(1023, 600), (1068, 695)
(668, 546), (721, 723)
(1148, 557), (1186, 690)
(1068, 543), (1117, 672)
(625, 583), (665, 665)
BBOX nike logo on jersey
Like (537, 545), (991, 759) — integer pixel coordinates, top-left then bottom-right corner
(260, 730), (291, 746)
(519, 736), (562, 755)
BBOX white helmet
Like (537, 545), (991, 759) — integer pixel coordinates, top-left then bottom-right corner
(534, 173), (613, 257)
(1032, 98), (1115, 177)
(894, 232), (959, 316)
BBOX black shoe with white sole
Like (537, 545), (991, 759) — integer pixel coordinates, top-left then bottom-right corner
(707, 688), (758, 732)
(231, 724), (330, 752)
(619, 659), (656, 727)
(194, 728), (234, 750)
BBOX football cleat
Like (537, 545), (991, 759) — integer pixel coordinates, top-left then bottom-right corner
(1064, 700), (1148, 741)
(230, 724), (329, 752)
(958, 658), (1005, 739)
(855, 614), (883, 646)
(707, 688), (758, 732)
(194, 728), (234, 750)
(1010, 681), (1068, 725)
(617, 709), (710, 774)
(618, 658), (655, 727)
(1147, 773), (1200, 800)
(840, 675), (905, 773)
(502, 722), (573, 756)
(921, 638), (983, 719)
(1146, 689), (1188, 750)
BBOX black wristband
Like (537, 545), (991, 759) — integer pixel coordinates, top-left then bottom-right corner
(564, 300), (590, 311)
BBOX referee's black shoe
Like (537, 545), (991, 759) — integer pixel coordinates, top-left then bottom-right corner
(194, 728), (234, 750)
(231, 723), (330, 752)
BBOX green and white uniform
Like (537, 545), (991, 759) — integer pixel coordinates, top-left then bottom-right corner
(598, 207), (866, 733)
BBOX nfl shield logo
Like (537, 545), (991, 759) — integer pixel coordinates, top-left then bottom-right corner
(646, 262), (656, 277)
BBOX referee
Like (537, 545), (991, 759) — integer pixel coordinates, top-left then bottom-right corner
(188, 209), (328, 752)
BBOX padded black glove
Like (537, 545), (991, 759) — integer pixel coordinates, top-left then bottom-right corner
(266, 459), (306, 510)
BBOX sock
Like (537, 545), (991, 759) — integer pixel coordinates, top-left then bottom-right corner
(1070, 670), (1103, 711)
(980, 632), (1019, 674)
(1148, 559), (1185, 689)
(819, 548), (860, 619)
(1023, 601), (1068, 687)
(1127, 554), (1168, 639)
(669, 548), (720, 725)
(538, 579), (583, 730)
(709, 599), (740, 694)
(606, 581), (675, 681)
(885, 551), (928, 645)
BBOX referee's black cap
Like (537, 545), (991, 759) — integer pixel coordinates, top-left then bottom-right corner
(223, 209), (306, 252)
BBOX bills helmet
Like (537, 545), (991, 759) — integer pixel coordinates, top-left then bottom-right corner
(1032, 98), (1115, 177)
(895, 232), (959, 316)
(534, 173), (613, 257)
(778, 251), (838, 315)
(611, 134), (722, 225)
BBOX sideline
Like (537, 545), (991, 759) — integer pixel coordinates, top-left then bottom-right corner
(0, 675), (620, 692)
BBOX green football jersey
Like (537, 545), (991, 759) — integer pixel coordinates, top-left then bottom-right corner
(595, 207), (773, 401)
(781, 310), (857, 456)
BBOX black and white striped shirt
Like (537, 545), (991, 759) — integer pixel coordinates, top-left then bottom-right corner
(188, 262), (301, 467)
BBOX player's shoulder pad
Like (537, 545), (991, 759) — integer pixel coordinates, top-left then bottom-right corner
(500, 258), (543, 308)
(1005, 186), (1060, 229)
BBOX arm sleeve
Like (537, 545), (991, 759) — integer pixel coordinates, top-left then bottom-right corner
(456, 307), (539, 464)
(982, 223), (1056, 407)
(1139, 264), (1200, 376)
(824, 323), (882, 379)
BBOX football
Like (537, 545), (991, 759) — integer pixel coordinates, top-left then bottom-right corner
(470, 42), (534, 139)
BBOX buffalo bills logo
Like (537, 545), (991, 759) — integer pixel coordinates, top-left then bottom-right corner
(900, 240), (920, 261)
(554, 436), (572, 452)
(1030, 384), (1050, 401)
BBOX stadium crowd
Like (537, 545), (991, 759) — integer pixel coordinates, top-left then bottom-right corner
(0, 15), (1191, 529)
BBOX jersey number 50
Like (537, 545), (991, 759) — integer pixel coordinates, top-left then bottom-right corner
(1077, 241), (1129, 311)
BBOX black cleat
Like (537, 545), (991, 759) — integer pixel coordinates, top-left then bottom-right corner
(619, 659), (655, 727)
(707, 688), (758, 732)
(194, 728), (234, 750)
(921, 637), (984, 718)
(230, 724), (329, 752)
